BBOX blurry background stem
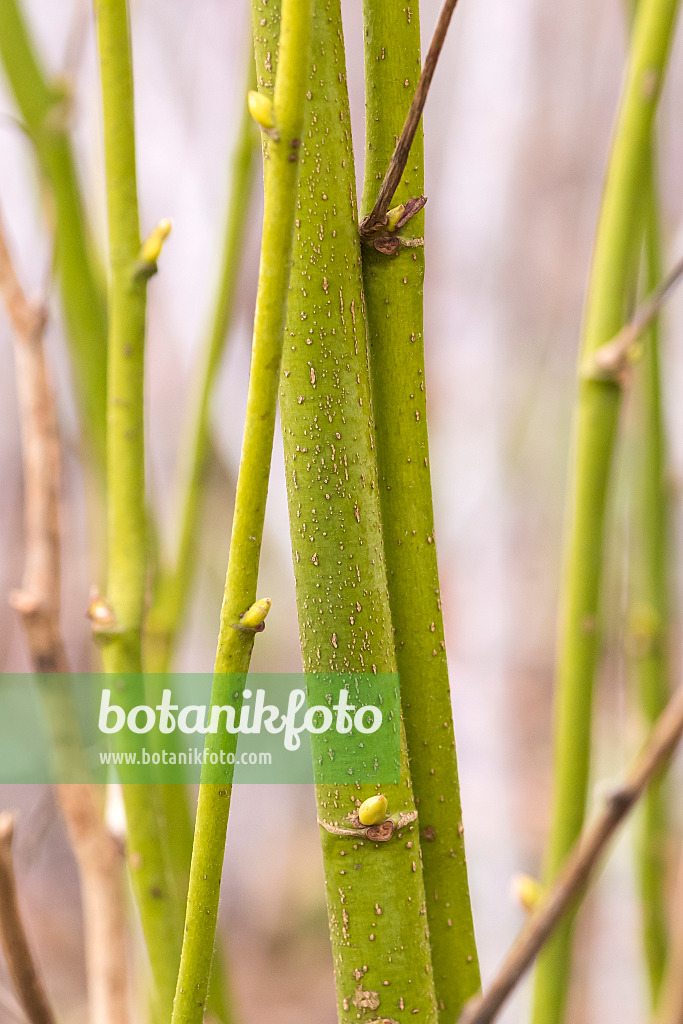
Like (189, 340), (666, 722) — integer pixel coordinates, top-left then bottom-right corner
(0, 812), (57, 1024)
(531, 0), (681, 1021)
(628, 165), (672, 1009)
(0, 210), (129, 1024)
(93, 0), (182, 1016)
(0, 0), (107, 466)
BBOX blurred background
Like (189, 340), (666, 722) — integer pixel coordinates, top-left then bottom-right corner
(1, 0), (683, 1021)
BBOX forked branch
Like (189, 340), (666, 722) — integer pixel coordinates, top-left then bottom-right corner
(458, 678), (683, 1024)
(584, 250), (683, 382)
(359, 0), (461, 241)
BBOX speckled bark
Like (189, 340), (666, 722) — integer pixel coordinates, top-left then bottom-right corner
(360, 1), (480, 1016)
(252, 1), (439, 1021)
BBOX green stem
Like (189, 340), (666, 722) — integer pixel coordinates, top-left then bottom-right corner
(146, 54), (259, 675)
(93, 0), (182, 1016)
(531, 1), (680, 1021)
(629, 170), (671, 1006)
(143, 52), (258, 1024)
(360, 2), (480, 1016)
(170, 4), (311, 1021)
(0, 0), (108, 463)
(257, 0), (440, 1019)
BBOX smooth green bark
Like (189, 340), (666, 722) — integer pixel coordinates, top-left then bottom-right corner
(143, 54), (259, 1024)
(93, 1), (182, 1016)
(146, 54), (259, 676)
(254, 1), (440, 1020)
(630, 174), (671, 1005)
(0, 0), (108, 462)
(360, 2), (480, 1016)
(531, 1), (680, 1020)
(170, 4), (311, 1021)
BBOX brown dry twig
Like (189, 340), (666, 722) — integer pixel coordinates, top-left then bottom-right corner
(458, 679), (683, 1024)
(0, 216), (66, 674)
(359, 0), (461, 242)
(0, 210), (130, 1024)
(0, 812), (58, 1024)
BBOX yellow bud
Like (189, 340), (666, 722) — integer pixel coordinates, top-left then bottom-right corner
(240, 597), (272, 629)
(358, 794), (388, 826)
(140, 218), (172, 264)
(86, 588), (117, 633)
(247, 90), (276, 130)
(511, 873), (543, 913)
(386, 204), (406, 232)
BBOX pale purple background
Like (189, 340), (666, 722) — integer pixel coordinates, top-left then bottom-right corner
(1, 0), (683, 1021)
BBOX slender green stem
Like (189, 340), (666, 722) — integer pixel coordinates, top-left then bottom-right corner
(170, 5), (311, 1021)
(254, 0), (441, 1019)
(93, 1), (182, 1016)
(629, 169), (671, 1005)
(143, 51), (258, 1024)
(146, 54), (259, 675)
(531, 2), (680, 1021)
(360, 3), (480, 1016)
(0, 0), (108, 463)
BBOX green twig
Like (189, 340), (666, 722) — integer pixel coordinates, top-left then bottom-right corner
(143, 50), (258, 1024)
(146, 53), (259, 675)
(257, 0), (441, 1019)
(531, 1), (681, 1021)
(93, 0), (182, 1016)
(0, 0), (108, 463)
(629, 170), (671, 1005)
(170, 4), (311, 1021)
(359, 1), (480, 1017)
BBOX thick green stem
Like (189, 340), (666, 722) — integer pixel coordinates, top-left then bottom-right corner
(360, 2), (480, 1016)
(93, 0), (182, 1016)
(0, 0), (108, 463)
(253, 1), (441, 1020)
(629, 172), (671, 1005)
(531, 1), (680, 1021)
(170, 5), (311, 1021)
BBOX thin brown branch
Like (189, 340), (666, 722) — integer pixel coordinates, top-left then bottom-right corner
(359, 0), (461, 240)
(0, 812), (58, 1024)
(0, 209), (130, 1024)
(0, 214), (65, 673)
(585, 251), (683, 381)
(458, 679), (683, 1024)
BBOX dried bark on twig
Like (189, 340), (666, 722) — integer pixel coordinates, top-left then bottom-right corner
(0, 218), (66, 674)
(0, 812), (57, 1024)
(0, 211), (130, 1024)
(459, 679), (683, 1024)
(359, 0), (461, 240)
